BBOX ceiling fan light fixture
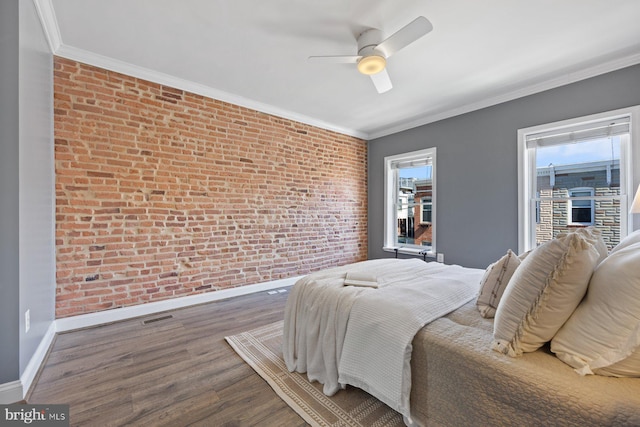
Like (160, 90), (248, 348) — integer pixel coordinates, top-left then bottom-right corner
(357, 55), (386, 75)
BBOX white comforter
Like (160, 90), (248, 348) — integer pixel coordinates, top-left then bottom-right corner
(283, 258), (483, 419)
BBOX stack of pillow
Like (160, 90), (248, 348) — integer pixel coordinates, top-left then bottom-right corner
(476, 228), (640, 377)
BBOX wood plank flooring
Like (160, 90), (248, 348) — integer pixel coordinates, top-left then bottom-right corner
(27, 289), (307, 427)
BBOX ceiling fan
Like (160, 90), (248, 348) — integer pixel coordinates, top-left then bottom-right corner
(309, 16), (433, 94)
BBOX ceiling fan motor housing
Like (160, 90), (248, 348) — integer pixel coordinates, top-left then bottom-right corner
(357, 28), (384, 57)
(357, 29), (386, 75)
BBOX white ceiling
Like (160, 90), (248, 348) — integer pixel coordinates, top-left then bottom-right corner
(37, 0), (640, 139)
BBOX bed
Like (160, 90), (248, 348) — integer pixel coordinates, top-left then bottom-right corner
(283, 258), (482, 421)
(283, 228), (640, 426)
(409, 301), (640, 426)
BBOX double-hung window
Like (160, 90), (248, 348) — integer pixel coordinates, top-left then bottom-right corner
(518, 106), (640, 253)
(384, 148), (436, 256)
(421, 196), (433, 224)
(568, 187), (595, 225)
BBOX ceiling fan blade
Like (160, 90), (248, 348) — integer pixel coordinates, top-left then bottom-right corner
(370, 68), (392, 93)
(374, 16), (433, 58)
(308, 55), (361, 63)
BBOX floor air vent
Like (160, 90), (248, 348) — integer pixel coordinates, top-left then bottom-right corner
(142, 314), (173, 325)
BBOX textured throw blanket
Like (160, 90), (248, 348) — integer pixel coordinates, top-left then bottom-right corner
(283, 258), (482, 419)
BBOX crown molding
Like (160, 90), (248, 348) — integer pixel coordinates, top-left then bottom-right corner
(367, 51), (640, 140)
(32, 0), (366, 139)
(53, 44), (368, 140)
(31, 0), (640, 142)
(32, 0), (61, 53)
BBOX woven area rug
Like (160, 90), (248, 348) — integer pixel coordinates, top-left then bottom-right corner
(225, 320), (404, 427)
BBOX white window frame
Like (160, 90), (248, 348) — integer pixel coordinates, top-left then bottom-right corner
(383, 147), (436, 257)
(517, 106), (640, 253)
(420, 196), (432, 225)
(568, 187), (595, 226)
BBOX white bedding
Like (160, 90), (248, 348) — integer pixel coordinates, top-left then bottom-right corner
(282, 258), (483, 419)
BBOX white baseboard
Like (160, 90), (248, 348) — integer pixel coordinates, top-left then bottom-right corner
(20, 321), (57, 399)
(0, 322), (56, 404)
(0, 381), (23, 404)
(55, 275), (302, 332)
(0, 275), (301, 403)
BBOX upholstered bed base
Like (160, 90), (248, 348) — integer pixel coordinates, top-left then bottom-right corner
(409, 301), (640, 426)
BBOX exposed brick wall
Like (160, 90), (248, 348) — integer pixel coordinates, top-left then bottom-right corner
(54, 57), (368, 318)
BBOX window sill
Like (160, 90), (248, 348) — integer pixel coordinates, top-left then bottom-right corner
(383, 246), (436, 258)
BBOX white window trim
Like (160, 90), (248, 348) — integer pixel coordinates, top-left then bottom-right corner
(568, 187), (595, 226)
(420, 196), (432, 225)
(517, 105), (640, 253)
(383, 147), (436, 257)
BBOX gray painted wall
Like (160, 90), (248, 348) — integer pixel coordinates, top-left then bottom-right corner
(368, 64), (640, 269)
(18, 0), (55, 374)
(0, 0), (21, 385)
(0, 0), (54, 387)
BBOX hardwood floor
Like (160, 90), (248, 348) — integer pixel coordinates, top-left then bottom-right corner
(27, 289), (307, 427)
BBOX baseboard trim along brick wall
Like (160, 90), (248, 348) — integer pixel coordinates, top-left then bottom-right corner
(54, 57), (368, 318)
(0, 275), (300, 404)
(54, 275), (302, 332)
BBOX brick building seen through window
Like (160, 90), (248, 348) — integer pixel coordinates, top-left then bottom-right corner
(397, 178), (433, 247)
(536, 160), (620, 249)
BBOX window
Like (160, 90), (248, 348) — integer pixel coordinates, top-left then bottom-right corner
(421, 197), (432, 224)
(384, 148), (436, 255)
(568, 187), (594, 225)
(518, 106), (640, 253)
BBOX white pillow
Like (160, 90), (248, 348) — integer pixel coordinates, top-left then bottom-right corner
(551, 242), (640, 377)
(517, 250), (532, 261)
(610, 228), (640, 254)
(476, 250), (521, 318)
(492, 231), (601, 357)
(570, 227), (608, 264)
